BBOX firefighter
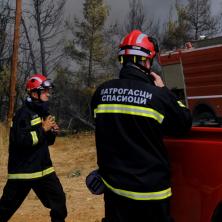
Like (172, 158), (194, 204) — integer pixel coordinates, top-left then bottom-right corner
(0, 74), (67, 222)
(90, 30), (192, 222)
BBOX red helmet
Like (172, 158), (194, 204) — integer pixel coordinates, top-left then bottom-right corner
(118, 30), (157, 60)
(26, 73), (52, 92)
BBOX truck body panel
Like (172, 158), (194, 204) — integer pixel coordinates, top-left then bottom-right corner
(165, 127), (222, 222)
(159, 44), (222, 125)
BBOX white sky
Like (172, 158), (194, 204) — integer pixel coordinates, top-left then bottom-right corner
(65, 0), (222, 24)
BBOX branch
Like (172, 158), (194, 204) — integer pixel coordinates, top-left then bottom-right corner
(21, 16), (37, 73)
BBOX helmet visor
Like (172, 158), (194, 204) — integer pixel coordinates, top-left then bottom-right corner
(41, 80), (53, 89)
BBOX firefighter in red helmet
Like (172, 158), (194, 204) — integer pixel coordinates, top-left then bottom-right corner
(0, 74), (67, 222)
(89, 30), (192, 221)
(26, 73), (52, 93)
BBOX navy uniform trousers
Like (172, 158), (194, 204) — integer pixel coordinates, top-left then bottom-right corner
(102, 189), (174, 222)
(0, 173), (67, 222)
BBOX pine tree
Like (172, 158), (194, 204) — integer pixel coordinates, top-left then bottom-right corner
(65, 0), (109, 88)
(162, 3), (191, 50)
(161, 0), (219, 50)
(185, 0), (219, 40)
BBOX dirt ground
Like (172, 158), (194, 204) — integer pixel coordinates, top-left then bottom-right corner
(0, 131), (104, 222)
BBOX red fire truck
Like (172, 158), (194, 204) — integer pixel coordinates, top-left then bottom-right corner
(159, 37), (222, 221)
(159, 37), (222, 126)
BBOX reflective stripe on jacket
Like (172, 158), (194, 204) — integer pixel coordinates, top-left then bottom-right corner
(8, 167), (55, 179)
(102, 178), (172, 200)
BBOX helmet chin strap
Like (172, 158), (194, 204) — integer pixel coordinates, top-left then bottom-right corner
(125, 61), (155, 84)
(37, 90), (42, 100)
(123, 56), (151, 74)
(126, 61), (150, 75)
(137, 61), (151, 75)
(29, 89), (43, 102)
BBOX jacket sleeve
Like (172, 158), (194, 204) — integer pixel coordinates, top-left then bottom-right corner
(45, 131), (56, 146)
(11, 111), (46, 148)
(159, 87), (192, 136)
(91, 88), (99, 122)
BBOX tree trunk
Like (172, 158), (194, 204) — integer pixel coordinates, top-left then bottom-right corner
(7, 0), (22, 126)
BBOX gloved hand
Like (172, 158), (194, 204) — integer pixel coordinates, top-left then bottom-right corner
(86, 169), (105, 195)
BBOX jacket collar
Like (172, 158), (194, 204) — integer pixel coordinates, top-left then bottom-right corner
(25, 97), (50, 118)
(119, 63), (154, 85)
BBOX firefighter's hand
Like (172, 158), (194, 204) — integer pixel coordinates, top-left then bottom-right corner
(51, 123), (60, 134)
(42, 115), (56, 132)
(150, 72), (165, 87)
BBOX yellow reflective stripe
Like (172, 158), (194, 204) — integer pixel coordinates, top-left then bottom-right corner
(8, 167), (55, 179)
(94, 104), (164, 124)
(177, 101), (186, 108)
(31, 117), (42, 126)
(30, 131), (38, 145)
(102, 178), (172, 200)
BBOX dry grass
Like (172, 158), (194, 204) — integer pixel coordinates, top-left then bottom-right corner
(0, 131), (104, 222)
(0, 122), (8, 146)
(0, 123), (8, 179)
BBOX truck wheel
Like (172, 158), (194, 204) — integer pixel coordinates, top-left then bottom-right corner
(193, 111), (218, 126)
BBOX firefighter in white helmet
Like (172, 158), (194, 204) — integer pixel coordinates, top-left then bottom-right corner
(89, 30), (192, 222)
(0, 74), (67, 222)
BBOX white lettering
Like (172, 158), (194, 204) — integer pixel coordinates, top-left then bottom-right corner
(123, 89), (129, 94)
(140, 98), (147, 104)
(134, 97), (141, 104)
(128, 89), (134, 95)
(128, 96), (134, 103)
(118, 88), (124, 94)
(122, 96), (128, 102)
(104, 89), (109, 94)
(117, 96), (122, 102)
(112, 95), (117, 101)
(146, 92), (152, 100)
(100, 88), (152, 104)
(140, 91), (146, 97)
(106, 95), (112, 100)
(113, 88), (118, 94)
(134, 90), (140, 96)
(109, 88), (114, 94)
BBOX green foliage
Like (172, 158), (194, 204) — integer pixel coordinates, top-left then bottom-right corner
(83, 0), (108, 30)
(161, 3), (191, 50)
(65, 0), (109, 87)
(50, 68), (95, 131)
(0, 66), (10, 96)
(0, 66), (10, 121)
(185, 0), (219, 40)
(161, 0), (219, 50)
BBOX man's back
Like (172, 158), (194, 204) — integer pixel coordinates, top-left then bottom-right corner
(91, 64), (192, 196)
(90, 29), (192, 222)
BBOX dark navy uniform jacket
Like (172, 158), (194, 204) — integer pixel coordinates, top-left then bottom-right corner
(8, 99), (56, 180)
(91, 64), (192, 200)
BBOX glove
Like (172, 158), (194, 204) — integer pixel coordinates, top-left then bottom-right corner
(85, 169), (105, 195)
